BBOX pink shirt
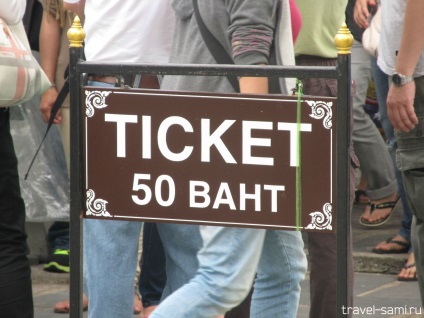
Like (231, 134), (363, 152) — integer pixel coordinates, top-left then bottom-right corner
(290, 0), (302, 43)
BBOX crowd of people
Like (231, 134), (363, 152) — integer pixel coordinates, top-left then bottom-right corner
(1, 0), (423, 317)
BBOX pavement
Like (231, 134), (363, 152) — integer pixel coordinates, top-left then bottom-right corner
(32, 201), (423, 317)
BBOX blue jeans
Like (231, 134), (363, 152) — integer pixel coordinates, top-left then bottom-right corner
(151, 226), (307, 318)
(155, 223), (203, 300)
(47, 221), (70, 250)
(370, 58), (412, 246)
(84, 219), (141, 317)
(84, 81), (164, 317)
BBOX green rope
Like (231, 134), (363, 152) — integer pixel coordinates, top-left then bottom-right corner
(296, 79), (303, 230)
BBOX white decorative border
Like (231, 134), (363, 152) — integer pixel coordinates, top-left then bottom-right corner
(306, 100), (333, 129)
(305, 203), (332, 230)
(85, 90), (112, 117)
(305, 99), (333, 230)
(86, 189), (112, 217)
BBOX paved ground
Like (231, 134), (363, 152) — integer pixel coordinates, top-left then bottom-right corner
(32, 201), (422, 317)
(33, 271), (422, 318)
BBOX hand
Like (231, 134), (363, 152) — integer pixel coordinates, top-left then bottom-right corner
(40, 87), (62, 124)
(354, 0), (377, 29)
(387, 82), (418, 132)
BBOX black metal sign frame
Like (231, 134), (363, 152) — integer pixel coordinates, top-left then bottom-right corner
(68, 40), (352, 318)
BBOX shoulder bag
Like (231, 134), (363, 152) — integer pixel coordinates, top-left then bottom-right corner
(362, 5), (381, 57)
(0, 18), (51, 107)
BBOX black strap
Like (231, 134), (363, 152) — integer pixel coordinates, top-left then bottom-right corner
(24, 78), (69, 180)
(22, 0), (36, 34)
(192, 0), (239, 92)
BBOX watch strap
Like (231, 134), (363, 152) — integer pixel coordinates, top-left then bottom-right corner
(393, 73), (414, 86)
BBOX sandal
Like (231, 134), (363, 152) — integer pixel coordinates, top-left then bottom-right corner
(372, 236), (410, 254)
(359, 196), (400, 227)
(398, 262), (418, 282)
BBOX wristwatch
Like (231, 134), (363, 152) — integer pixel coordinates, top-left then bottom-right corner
(392, 73), (414, 86)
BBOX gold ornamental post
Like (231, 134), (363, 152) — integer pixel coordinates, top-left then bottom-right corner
(334, 23), (354, 55)
(68, 15), (86, 318)
(68, 16), (85, 48)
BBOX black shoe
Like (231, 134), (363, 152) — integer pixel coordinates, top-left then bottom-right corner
(43, 248), (70, 273)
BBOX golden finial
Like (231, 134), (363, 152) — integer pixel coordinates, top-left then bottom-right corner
(334, 23), (354, 55)
(68, 16), (85, 48)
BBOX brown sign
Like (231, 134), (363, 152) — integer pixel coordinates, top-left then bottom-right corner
(83, 87), (337, 232)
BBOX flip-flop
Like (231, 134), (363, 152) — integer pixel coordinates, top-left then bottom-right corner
(398, 262), (418, 282)
(359, 196), (400, 227)
(372, 237), (410, 254)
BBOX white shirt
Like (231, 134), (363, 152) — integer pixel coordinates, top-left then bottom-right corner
(64, 0), (175, 63)
(378, 0), (424, 77)
(0, 0), (26, 24)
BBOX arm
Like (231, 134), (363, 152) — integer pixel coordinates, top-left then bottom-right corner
(353, 0), (377, 29)
(39, 10), (62, 123)
(0, 0), (26, 24)
(63, 0), (85, 22)
(226, 0), (276, 94)
(239, 73), (269, 94)
(386, 0), (424, 132)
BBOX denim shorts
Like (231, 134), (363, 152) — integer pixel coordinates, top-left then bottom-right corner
(395, 75), (424, 171)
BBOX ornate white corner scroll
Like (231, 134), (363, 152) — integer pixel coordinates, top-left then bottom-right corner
(306, 100), (333, 129)
(305, 203), (332, 230)
(85, 90), (112, 117)
(86, 189), (112, 217)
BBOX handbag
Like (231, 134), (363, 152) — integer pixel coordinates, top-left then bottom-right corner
(0, 18), (51, 107)
(362, 5), (381, 57)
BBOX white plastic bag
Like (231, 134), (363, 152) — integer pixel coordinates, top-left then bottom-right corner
(9, 95), (69, 222)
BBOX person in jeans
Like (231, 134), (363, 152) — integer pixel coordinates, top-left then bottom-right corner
(149, 1), (308, 317)
(0, 1), (34, 317)
(63, 1), (255, 317)
(354, 0), (416, 282)
(38, 1), (146, 313)
(63, 0), (175, 317)
(38, 0), (73, 275)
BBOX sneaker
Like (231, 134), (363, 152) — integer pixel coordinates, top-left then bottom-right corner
(43, 248), (70, 273)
